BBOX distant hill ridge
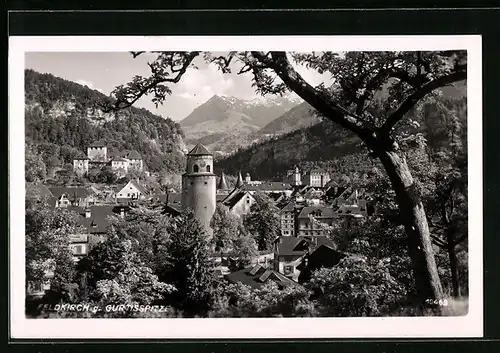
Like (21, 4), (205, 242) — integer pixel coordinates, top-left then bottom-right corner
(215, 81), (467, 181)
(179, 94), (302, 154)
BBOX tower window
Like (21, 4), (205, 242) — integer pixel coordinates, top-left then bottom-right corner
(204, 182), (208, 185)
(193, 165), (199, 172)
(206, 165), (211, 172)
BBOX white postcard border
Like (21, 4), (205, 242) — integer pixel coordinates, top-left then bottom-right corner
(9, 35), (483, 339)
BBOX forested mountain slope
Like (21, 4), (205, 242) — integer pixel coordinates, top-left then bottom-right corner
(25, 69), (186, 177)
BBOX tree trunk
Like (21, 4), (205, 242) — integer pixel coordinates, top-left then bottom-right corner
(377, 148), (444, 303)
(446, 229), (461, 298)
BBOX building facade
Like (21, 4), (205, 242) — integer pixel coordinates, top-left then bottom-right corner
(297, 206), (337, 237)
(73, 157), (90, 175)
(74, 145), (144, 176)
(280, 201), (296, 236)
(87, 144), (108, 162)
(116, 180), (147, 201)
(303, 168), (331, 187)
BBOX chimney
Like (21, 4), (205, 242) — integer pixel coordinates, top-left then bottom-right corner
(245, 173), (251, 183)
(85, 208), (91, 218)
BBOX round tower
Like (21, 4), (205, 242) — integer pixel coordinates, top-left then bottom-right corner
(181, 143), (217, 235)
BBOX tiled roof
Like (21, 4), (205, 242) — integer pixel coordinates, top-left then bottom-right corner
(67, 205), (123, 234)
(223, 191), (248, 209)
(111, 156), (128, 162)
(126, 150), (142, 160)
(298, 206), (337, 219)
(281, 201), (295, 212)
(306, 167), (328, 175)
(325, 186), (347, 199)
(73, 155), (89, 160)
(216, 194), (227, 202)
(225, 265), (300, 289)
(49, 187), (92, 199)
(163, 204), (182, 217)
(240, 182), (292, 192)
(107, 150), (126, 159)
(151, 192), (182, 206)
(188, 143), (212, 156)
(324, 179), (340, 188)
(274, 236), (335, 256)
(128, 180), (148, 195)
(88, 143), (107, 148)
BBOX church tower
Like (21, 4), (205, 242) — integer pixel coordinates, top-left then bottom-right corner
(292, 166), (302, 186)
(181, 143), (217, 235)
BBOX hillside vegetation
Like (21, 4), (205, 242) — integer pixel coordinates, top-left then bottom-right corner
(25, 69), (186, 178)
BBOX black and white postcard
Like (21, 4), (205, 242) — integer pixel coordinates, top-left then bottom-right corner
(9, 35), (483, 338)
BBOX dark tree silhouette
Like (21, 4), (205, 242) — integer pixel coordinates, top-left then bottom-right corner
(101, 51), (467, 304)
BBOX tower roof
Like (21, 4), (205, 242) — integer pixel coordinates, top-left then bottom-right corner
(218, 172), (229, 190)
(235, 172), (244, 188)
(88, 142), (107, 148)
(188, 143), (212, 156)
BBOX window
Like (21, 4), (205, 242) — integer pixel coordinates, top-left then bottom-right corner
(206, 165), (211, 172)
(246, 199), (250, 204)
(204, 181), (208, 185)
(127, 193), (130, 197)
(284, 266), (293, 275)
(31, 281), (43, 293)
(193, 165), (199, 172)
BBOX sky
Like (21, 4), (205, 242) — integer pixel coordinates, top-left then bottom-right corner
(25, 52), (332, 121)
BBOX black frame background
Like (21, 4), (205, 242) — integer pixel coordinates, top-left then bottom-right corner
(5, 4), (500, 352)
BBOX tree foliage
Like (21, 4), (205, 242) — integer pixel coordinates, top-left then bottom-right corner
(109, 206), (172, 271)
(25, 143), (47, 182)
(93, 239), (175, 307)
(209, 282), (317, 318)
(161, 210), (216, 315)
(104, 50), (468, 302)
(210, 203), (243, 252)
(243, 192), (281, 251)
(308, 255), (410, 317)
(25, 205), (82, 302)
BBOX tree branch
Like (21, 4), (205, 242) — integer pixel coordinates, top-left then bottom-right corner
(378, 70), (466, 137)
(103, 52), (200, 112)
(431, 235), (448, 249)
(251, 51), (374, 140)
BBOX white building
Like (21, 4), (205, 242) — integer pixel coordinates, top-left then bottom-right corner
(116, 180), (148, 201)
